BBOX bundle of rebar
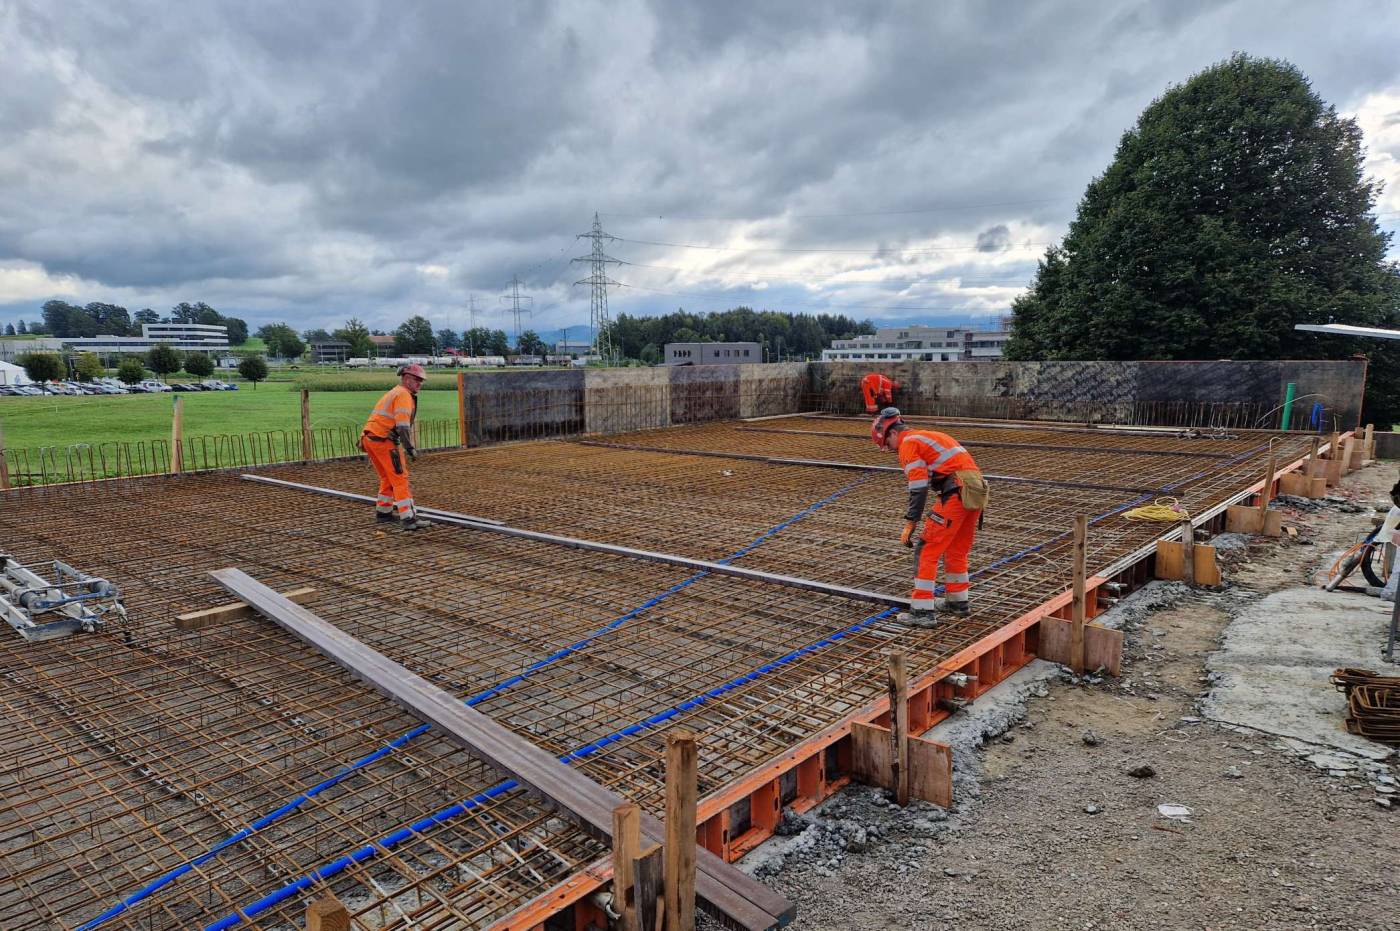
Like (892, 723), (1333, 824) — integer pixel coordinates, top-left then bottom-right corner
(1332, 667), (1400, 745)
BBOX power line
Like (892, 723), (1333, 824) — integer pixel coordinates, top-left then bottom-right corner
(613, 280), (1024, 315)
(618, 258), (1031, 286)
(598, 196), (1070, 221)
(613, 235), (1052, 255)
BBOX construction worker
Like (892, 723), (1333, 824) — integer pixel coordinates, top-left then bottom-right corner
(861, 372), (897, 414)
(361, 364), (433, 530)
(871, 407), (988, 628)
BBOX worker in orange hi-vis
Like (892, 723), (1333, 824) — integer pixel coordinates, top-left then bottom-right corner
(860, 372), (897, 413)
(871, 407), (989, 628)
(361, 364), (434, 530)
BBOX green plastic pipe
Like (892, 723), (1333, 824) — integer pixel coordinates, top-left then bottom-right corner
(1280, 381), (1296, 430)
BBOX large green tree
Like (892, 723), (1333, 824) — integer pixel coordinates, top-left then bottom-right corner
(1005, 54), (1400, 424)
(394, 315), (435, 355)
(237, 354), (269, 389)
(334, 317), (373, 358)
(18, 351), (63, 383)
(256, 323), (305, 359)
(146, 344), (183, 380)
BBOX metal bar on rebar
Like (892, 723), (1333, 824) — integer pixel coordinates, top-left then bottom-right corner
(737, 427), (1232, 458)
(240, 473), (909, 608)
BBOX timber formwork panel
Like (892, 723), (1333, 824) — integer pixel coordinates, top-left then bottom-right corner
(0, 416), (1321, 930)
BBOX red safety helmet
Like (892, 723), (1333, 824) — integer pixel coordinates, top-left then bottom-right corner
(397, 363), (426, 380)
(871, 406), (903, 448)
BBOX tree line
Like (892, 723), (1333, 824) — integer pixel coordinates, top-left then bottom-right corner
(602, 308), (875, 363)
(17, 300), (250, 344)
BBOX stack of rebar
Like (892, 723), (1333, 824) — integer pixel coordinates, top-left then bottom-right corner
(1332, 667), (1400, 745)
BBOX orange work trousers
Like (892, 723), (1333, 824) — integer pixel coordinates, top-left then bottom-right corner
(911, 492), (977, 609)
(362, 435), (415, 519)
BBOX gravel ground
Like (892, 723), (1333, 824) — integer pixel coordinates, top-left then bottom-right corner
(743, 464), (1400, 931)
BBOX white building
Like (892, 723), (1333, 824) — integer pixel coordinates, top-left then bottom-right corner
(0, 338), (65, 363)
(821, 322), (1010, 363)
(0, 360), (33, 385)
(63, 323), (230, 355)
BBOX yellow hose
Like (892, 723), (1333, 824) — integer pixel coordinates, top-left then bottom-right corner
(1123, 497), (1190, 522)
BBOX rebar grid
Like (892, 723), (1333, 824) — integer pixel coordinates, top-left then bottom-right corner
(0, 417), (1315, 929)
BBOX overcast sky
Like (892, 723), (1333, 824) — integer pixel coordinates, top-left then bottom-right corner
(2, 0), (1399, 339)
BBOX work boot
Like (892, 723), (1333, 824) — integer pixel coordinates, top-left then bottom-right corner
(897, 608), (940, 629)
(375, 511), (395, 523)
(398, 516), (435, 531)
(935, 598), (971, 617)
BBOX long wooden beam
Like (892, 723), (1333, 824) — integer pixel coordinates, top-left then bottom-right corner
(210, 569), (792, 930)
(241, 473), (909, 608)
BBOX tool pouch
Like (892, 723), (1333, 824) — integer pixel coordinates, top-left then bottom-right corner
(955, 469), (989, 512)
(390, 448), (404, 475)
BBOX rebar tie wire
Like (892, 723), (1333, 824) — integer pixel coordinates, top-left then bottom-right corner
(76, 472), (875, 931)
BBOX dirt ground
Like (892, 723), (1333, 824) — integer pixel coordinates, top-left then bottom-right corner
(750, 464), (1400, 931)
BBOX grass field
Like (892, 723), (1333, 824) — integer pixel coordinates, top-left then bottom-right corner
(0, 380), (461, 451)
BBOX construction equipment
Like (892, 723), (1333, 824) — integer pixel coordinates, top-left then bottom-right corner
(0, 553), (124, 641)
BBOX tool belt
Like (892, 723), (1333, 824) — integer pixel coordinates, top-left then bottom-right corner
(361, 431), (392, 442)
(935, 470), (989, 528)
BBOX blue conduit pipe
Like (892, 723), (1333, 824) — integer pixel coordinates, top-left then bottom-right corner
(77, 473), (874, 931)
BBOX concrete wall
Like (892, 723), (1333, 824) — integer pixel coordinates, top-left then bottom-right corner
(810, 360), (1368, 429)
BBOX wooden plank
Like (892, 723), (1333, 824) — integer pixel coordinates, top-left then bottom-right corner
(614, 804), (642, 931)
(209, 569), (788, 931)
(1154, 542), (1220, 586)
(849, 721), (952, 807)
(174, 586), (317, 631)
(636, 843), (664, 931)
(1226, 504), (1264, 535)
(665, 732), (698, 931)
(1070, 515), (1088, 674)
(1180, 518), (1195, 586)
(1257, 452), (1277, 515)
(1344, 437), (1359, 471)
(888, 653), (910, 807)
(1154, 539), (1185, 581)
(306, 895), (350, 931)
(1306, 437), (1321, 478)
(1039, 618), (1123, 676)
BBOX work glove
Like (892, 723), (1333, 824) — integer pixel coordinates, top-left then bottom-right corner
(900, 520), (916, 548)
(405, 444), (418, 461)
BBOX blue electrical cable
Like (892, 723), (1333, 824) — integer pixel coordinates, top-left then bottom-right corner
(76, 472), (874, 931)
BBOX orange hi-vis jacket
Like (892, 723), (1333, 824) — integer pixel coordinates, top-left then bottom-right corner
(364, 385), (416, 440)
(897, 429), (978, 519)
(861, 373), (894, 413)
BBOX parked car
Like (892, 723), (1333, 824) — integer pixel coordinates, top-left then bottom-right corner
(139, 380), (172, 393)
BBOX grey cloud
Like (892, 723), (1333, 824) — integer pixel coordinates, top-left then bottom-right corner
(2, 0), (1399, 333)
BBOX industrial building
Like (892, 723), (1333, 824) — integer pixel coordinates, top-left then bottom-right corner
(822, 322), (1010, 362)
(62, 322), (232, 355)
(0, 358), (1381, 930)
(664, 341), (761, 365)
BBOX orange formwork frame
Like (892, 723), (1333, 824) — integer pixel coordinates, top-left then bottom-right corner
(489, 434), (1348, 931)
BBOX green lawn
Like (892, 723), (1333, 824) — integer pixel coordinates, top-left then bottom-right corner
(0, 381), (461, 451)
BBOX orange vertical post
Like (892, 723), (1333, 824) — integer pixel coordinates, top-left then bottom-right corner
(457, 371), (469, 447)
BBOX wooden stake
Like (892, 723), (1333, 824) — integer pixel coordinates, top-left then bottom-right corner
(300, 388), (313, 461)
(0, 420), (10, 491)
(1180, 518), (1195, 587)
(888, 652), (910, 806)
(457, 371), (469, 447)
(1306, 436), (1321, 478)
(1257, 451), (1276, 517)
(1070, 515), (1088, 674)
(613, 803), (643, 931)
(664, 731), (697, 931)
(169, 396), (184, 474)
(305, 894), (350, 931)
(1365, 423), (1375, 460)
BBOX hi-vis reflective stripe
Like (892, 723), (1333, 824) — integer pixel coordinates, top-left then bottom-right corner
(944, 590), (970, 602)
(945, 571), (970, 583)
(394, 498), (414, 508)
(903, 459), (926, 475)
(376, 494), (392, 502)
(908, 435), (967, 470)
(913, 579), (937, 591)
(908, 478), (929, 490)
